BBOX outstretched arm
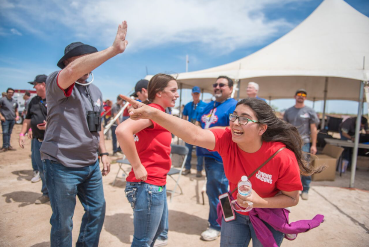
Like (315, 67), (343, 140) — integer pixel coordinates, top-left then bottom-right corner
(120, 95), (216, 150)
(58, 21), (129, 89)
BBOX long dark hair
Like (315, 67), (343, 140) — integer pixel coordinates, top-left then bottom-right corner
(147, 73), (176, 103)
(236, 98), (322, 176)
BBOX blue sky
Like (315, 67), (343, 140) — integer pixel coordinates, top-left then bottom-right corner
(0, 0), (368, 114)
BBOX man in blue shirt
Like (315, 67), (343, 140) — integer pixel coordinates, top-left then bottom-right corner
(196, 76), (237, 241)
(182, 86), (207, 177)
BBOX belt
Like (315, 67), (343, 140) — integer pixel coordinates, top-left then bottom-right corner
(37, 138), (43, 142)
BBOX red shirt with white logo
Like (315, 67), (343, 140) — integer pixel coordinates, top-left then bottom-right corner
(126, 103), (172, 186)
(210, 128), (302, 215)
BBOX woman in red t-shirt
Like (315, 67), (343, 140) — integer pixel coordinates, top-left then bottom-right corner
(116, 74), (179, 246)
(121, 97), (322, 247)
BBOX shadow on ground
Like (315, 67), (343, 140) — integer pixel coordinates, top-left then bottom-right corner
(11, 169), (34, 181)
(104, 209), (207, 244)
(2, 191), (41, 207)
(30, 242), (50, 247)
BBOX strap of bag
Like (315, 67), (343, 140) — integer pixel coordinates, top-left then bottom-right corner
(230, 147), (286, 194)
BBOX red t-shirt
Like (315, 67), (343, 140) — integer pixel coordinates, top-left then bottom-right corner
(102, 105), (111, 117)
(210, 128), (302, 215)
(123, 107), (129, 117)
(126, 103), (172, 186)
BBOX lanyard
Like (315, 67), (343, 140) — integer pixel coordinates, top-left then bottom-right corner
(85, 86), (97, 111)
(207, 99), (228, 123)
(38, 98), (47, 120)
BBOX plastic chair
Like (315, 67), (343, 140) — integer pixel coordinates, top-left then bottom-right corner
(167, 144), (189, 201)
(113, 155), (130, 186)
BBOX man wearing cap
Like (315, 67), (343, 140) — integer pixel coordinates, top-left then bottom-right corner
(132, 79), (149, 102)
(40, 21), (128, 246)
(246, 82), (266, 102)
(182, 86), (207, 177)
(19, 75), (49, 204)
(283, 89), (319, 200)
(0, 88), (19, 152)
(196, 76), (237, 241)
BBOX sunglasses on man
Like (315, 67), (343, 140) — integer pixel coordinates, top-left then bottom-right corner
(213, 83), (227, 88)
(296, 93), (307, 97)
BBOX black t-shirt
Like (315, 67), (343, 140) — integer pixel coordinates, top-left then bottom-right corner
(25, 96), (47, 140)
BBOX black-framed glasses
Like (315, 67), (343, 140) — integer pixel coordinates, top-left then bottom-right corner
(229, 114), (259, 125)
(213, 83), (227, 88)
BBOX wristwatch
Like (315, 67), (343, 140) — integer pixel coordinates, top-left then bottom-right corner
(99, 152), (109, 157)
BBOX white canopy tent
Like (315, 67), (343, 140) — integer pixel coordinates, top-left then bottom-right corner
(146, 0), (369, 187)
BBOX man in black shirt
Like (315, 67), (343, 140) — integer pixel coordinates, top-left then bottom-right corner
(19, 74), (49, 204)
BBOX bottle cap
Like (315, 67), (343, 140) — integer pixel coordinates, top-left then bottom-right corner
(241, 176), (248, 181)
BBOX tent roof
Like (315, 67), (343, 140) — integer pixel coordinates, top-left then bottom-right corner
(146, 0), (369, 101)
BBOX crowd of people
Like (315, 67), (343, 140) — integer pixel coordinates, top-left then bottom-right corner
(2, 20), (363, 247)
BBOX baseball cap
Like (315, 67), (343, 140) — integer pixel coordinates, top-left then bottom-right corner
(192, 86), (201, 93)
(28, 74), (47, 85)
(131, 79), (149, 97)
(295, 88), (307, 95)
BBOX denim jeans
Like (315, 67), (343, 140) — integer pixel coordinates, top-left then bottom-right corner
(32, 138), (47, 195)
(111, 125), (121, 153)
(220, 212), (284, 247)
(301, 143), (311, 193)
(43, 159), (106, 247)
(125, 182), (168, 247)
(184, 142), (204, 171)
(31, 140), (38, 172)
(1, 120), (15, 148)
(157, 215), (169, 241)
(205, 157), (229, 231)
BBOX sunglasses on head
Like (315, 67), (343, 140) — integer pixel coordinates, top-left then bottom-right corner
(296, 93), (307, 97)
(213, 83), (227, 88)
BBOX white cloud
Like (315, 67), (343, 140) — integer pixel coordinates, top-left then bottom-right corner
(10, 28), (22, 36)
(0, 0), (302, 53)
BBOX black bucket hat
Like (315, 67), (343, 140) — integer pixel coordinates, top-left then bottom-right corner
(57, 42), (98, 69)
(28, 74), (47, 85)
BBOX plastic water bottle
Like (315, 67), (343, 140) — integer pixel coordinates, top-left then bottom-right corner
(238, 176), (252, 197)
(233, 176), (253, 212)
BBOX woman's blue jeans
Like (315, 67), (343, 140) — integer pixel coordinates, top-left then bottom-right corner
(125, 182), (168, 247)
(205, 157), (229, 231)
(43, 159), (106, 247)
(220, 212), (284, 247)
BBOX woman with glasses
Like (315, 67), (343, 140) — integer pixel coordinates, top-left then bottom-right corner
(116, 73), (179, 247)
(121, 96), (321, 246)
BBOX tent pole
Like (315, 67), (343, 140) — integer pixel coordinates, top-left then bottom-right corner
(177, 83), (183, 145)
(269, 96), (271, 105)
(237, 80), (241, 100)
(201, 88), (204, 101)
(350, 81), (365, 188)
(313, 97), (316, 109)
(320, 77), (328, 130)
(179, 83), (183, 117)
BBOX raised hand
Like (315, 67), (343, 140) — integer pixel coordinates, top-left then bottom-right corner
(112, 21), (128, 54)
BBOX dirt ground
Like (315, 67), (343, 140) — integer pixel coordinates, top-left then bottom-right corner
(0, 125), (368, 247)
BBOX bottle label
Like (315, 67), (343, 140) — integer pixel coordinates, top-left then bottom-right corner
(238, 184), (251, 197)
